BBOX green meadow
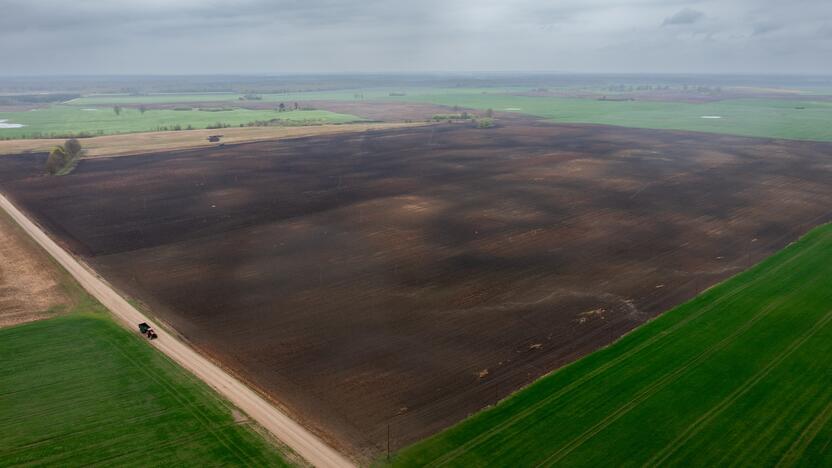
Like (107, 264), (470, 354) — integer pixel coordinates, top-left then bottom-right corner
(0, 105), (362, 139)
(388, 93), (832, 141)
(0, 313), (293, 466)
(395, 223), (832, 467)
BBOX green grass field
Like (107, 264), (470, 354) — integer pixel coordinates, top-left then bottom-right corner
(395, 223), (832, 467)
(390, 93), (832, 142)
(0, 105), (362, 139)
(0, 313), (293, 466)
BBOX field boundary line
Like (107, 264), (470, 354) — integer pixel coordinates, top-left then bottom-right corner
(0, 193), (355, 468)
(644, 308), (832, 467)
(429, 234), (819, 466)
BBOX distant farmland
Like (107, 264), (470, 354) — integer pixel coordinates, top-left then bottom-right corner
(6, 87), (832, 143)
(64, 87), (528, 106)
(61, 87), (832, 143)
(395, 223), (832, 467)
(0, 314), (292, 466)
(0, 105), (362, 139)
(389, 93), (832, 142)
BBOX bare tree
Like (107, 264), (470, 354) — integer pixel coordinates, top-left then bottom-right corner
(138, 104), (147, 115)
(113, 105), (122, 116)
(278, 102), (286, 112)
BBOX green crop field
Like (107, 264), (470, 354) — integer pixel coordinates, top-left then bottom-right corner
(0, 105), (362, 139)
(395, 223), (832, 467)
(0, 313), (293, 467)
(389, 93), (832, 142)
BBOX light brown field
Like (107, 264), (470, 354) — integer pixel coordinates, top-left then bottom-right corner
(0, 209), (71, 327)
(0, 122), (423, 159)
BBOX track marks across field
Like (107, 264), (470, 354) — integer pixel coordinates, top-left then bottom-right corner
(395, 224), (832, 467)
(645, 307), (832, 467)
(425, 234), (825, 466)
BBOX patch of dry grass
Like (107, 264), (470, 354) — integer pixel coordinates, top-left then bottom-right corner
(0, 122), (424, 159)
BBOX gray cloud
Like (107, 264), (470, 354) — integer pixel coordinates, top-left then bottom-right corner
(0, 0), (830, 75)
(663, 8), (705, 26)
(752, 21), (782, 36)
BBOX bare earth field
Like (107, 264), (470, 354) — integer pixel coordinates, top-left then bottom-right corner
(0, 122), (418, 158)
(2, 121), (832, 458)
(0, 208), (70, 327)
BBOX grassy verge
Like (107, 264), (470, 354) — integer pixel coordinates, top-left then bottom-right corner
(395, 223), (832, 467)
(0, 106), (363, 140)
(0, 312), (295, 466)
(389, 93), (832, 141)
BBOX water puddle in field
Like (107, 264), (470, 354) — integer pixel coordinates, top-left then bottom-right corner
(504, 107), (522, 111)
(81, 108), (99, 111)
(700, 115), (722, 119)
(0, 119), (25, 128)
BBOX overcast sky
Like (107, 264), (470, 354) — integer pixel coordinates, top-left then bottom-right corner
(1, 0), (830, 75)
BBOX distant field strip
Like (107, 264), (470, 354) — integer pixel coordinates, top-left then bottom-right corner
(395, 223), (832, 467)
(391, 93), (832, 141)
(65, 88), (528, 106)
(0, 122), (418, 158)
(0, 314), (291, 467)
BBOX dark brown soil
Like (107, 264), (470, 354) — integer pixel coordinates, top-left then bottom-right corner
(2, 121), (832, 459)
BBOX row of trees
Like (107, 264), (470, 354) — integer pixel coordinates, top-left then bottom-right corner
(604, 84), (724, 93)
(114, 104), (147, 115)
(114, 103), (300, 114)
(277, 102), (300, 112)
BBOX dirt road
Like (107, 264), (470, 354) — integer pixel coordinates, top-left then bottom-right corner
(0, 193), (355, 468)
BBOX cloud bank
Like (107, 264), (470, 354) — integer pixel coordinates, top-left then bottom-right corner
(0, 0), (830, 74)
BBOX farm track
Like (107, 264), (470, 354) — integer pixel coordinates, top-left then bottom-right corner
(0, 193), (354, 468)
(644, 308), (832, 467)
